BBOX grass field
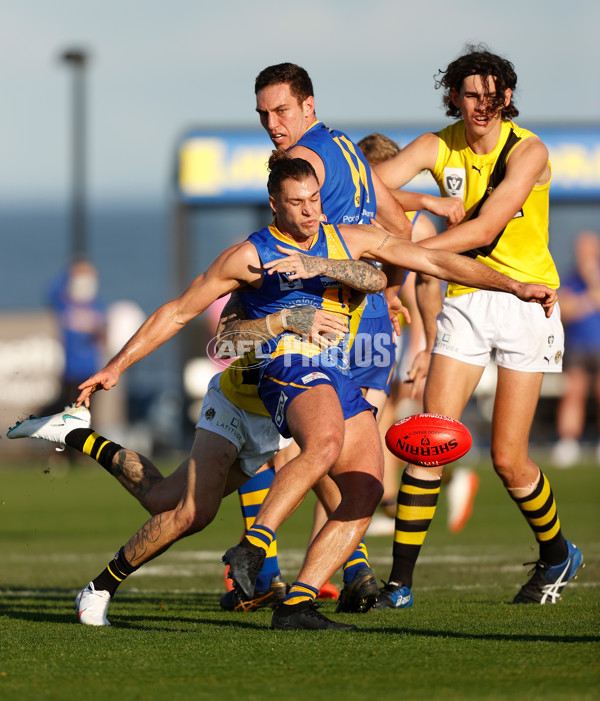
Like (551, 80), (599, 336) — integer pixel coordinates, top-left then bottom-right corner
(1, 452), (599, 700)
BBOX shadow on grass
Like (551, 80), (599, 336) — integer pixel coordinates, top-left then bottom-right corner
(0, 590), (273, 632)
(356, 624), (599, 643)
(3, 591), (597, 642)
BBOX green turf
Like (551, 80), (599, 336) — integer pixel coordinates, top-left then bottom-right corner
(1, 454), (599, 700)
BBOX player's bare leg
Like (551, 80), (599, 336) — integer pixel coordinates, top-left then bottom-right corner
(492, 367), (583, 603)
(294, 409), (383, 590)
(74, 430), (247, 625)
(244, 385), (346, 532)
(104, 449), (189, 515)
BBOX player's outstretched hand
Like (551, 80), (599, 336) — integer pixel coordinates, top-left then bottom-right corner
(76, 367), (121, 407)
(264, 246), (319, 280)
(516, 283), (557, 318)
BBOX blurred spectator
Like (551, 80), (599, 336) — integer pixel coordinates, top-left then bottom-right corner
(47, 259), (107, 410)
(552, 230), (600, 467)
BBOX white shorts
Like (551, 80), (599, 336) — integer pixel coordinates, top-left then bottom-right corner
(433, 291), (564, 372)
(195, 374), (283, 477)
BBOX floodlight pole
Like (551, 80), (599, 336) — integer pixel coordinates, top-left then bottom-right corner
(61, 49), (89, 261)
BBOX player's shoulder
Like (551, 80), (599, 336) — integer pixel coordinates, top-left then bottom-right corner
(506, 123), (548, 166)
(392, 130), (440, 166)
(216, 239), (261, 269)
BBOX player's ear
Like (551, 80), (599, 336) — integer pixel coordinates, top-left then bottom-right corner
(503, 88), (512, 108)
(304, 95), (315, 118)
(450, 87), (460, 108)
(320, 213), (327, 222)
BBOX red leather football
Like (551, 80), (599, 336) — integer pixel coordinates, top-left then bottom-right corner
(385, 413), (472, 467)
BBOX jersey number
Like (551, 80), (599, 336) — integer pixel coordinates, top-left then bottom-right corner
(333, 136), (372, 208)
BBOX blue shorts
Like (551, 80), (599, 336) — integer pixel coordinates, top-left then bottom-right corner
(259, 355), (374, 438)
(349, 314), (395, 394)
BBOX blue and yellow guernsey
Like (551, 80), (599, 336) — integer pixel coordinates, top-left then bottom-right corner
(219, 222), (365, 415)
(297, 121), (387, 321)
(297, 121), (376, 226)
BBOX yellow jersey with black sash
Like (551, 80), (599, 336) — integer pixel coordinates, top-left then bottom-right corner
(432, 120), (559, 297)
(219, 222), (365, 416)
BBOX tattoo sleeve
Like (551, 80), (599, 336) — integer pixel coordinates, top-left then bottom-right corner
(214, 256), (385, 351)
(313, 256), (386, 293)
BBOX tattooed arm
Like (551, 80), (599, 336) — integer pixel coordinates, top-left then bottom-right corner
(263, 245), (387, 293)
(215, 292), (349, 357)
(214, 250), (384, 356)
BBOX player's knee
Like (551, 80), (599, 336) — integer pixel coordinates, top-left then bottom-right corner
(336, 471), (384, 516)
(490, 445), (526, 482)
(173, 503), (216, 537)
(360, 478), (384, 513)
(144, 488), (178, 516)
(490, 446), (510, 475)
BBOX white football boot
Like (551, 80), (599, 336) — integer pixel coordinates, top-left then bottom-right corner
(7, 405), (91, 447)
(74, 582), (111, 626)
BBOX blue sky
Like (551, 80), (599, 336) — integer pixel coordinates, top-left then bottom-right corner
(2, 0), (598, 204)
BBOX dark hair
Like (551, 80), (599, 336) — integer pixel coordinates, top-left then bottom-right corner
(267, 150), (319, 197)
(435, 43), (518, 120)
(255, 63), (314, 104)
(357, 132), (401, 166)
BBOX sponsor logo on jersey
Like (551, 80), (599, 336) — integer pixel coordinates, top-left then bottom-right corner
(301, 372), (329, 384)
(278, 273), (303, 291)
(275, 391), (288, 427)
(204, 407), (215, 421)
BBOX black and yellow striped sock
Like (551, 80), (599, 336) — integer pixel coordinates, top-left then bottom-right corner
(282, 581), (319, 607)
(509, 471), (568, 566)
(389, 470), (441, 588)
(65, 428), (123, 472)
(91, 547), (138, 597)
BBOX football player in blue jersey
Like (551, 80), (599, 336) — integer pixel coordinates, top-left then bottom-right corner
(237, 63), (412, 610)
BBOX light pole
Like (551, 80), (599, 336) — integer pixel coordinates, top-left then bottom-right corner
(60, 48), (89, 261)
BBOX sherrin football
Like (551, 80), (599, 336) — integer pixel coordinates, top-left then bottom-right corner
(385, 413), (472, 467)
